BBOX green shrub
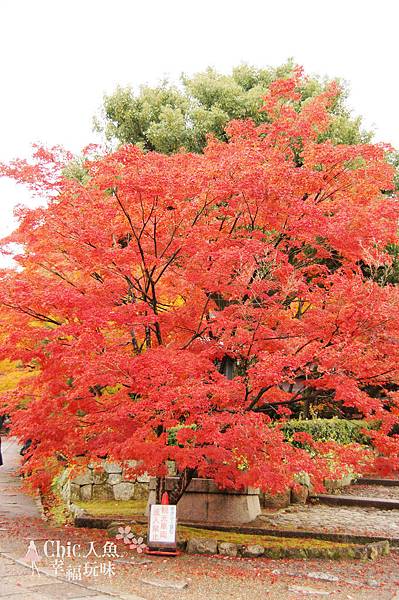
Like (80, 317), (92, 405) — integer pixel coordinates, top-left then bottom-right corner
(281, 418), (379, 446)
(167, 424), (197, 446)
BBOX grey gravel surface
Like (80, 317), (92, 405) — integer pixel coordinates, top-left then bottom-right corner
(260, 504), (399, 538)
(2, 439), (399, 599)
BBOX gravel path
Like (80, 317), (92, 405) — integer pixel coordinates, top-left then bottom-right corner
(2, 440), (399, 599)
(260, 504), (399, 539)
(344, 484), (399, 500)
(2, 520), (399, 600)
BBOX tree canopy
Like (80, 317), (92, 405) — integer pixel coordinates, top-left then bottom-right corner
(95, 61), (372, 154)
(1, 70), (399, 499)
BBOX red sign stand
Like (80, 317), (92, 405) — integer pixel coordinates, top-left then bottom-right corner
(145, 492), (179, 556)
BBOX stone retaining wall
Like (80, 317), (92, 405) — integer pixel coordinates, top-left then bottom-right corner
(260, 474), (356, 509)
(62, 465), (353, 510)
(60, 463), (150, 503)
(147, 477), (261, 524)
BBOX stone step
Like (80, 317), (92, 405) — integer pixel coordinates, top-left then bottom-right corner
(354, 477), (399, 486)
(312, 494), (399, 510)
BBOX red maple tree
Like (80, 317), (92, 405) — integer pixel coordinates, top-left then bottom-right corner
(1, 70), (399, 501)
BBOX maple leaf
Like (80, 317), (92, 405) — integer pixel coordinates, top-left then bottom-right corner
(1, 69), (399, 500)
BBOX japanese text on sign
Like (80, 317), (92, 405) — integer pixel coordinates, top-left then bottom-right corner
(148, 504), (176, 545)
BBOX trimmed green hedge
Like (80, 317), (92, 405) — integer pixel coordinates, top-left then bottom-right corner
(167, 419), (379, 448)
(281, 418), (379, 446)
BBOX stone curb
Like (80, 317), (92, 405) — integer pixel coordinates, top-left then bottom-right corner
(312, 494), (399, 510)
(1, 551), (145, 600)
(354, 478), (399, 487)
(185, 524), (399, 549)
(75, 513), (399, 548)
(183, 537), (390, 561)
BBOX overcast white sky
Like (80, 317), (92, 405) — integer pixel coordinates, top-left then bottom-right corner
(0, 0), (398, 255)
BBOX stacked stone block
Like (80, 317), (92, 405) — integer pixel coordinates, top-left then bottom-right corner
(68, 462), (149, 502)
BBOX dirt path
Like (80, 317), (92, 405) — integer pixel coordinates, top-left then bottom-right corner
(1, 440), (399, 599)
(0, 436), (41, 520)
(0, 438), (143, 599)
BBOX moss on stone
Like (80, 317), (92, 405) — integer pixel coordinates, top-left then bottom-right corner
(76, 498), (147, 516)
(177, 526), (353, 550)
(78, 503), (384, 561)
(108, 521), (375, 560)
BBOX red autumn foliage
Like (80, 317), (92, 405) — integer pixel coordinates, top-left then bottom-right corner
(1, 71), (399, 496)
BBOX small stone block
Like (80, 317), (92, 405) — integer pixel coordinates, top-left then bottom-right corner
(241, 544), (264, 557)
(218, 542), (238, 557)
(186, 537), (218, 554)
(140, 577), (188, 589)
(71, 471), (93, 485)
(133, 482), (149, 500)
(291, 485), (309, 504)
(80, 483), (93, 501)
(93, 470), (108, 484)
(104, 462), (123, 474)
(354, 546), (368, 559)
(307, 571), (339, 582)
(368, 540), (390, 556)
(289, 585), (330, 596)
(70, 483), (81, 501)
(108, 473), (122, 485)
(261, 489), (291, 509)
(113, 482), (135, 500)
(92, 484), (114, 501)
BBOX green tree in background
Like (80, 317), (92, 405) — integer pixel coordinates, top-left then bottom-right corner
(94, 61), (372, 154)
(92, 61), (398, 285)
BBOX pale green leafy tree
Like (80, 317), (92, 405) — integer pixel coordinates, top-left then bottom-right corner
(94, 61), (372, 154)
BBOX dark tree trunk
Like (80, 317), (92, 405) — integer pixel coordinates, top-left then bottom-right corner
(155, 475), (166, 504)
(303, 389), (311, 419)
(155, 467), (197, 505)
